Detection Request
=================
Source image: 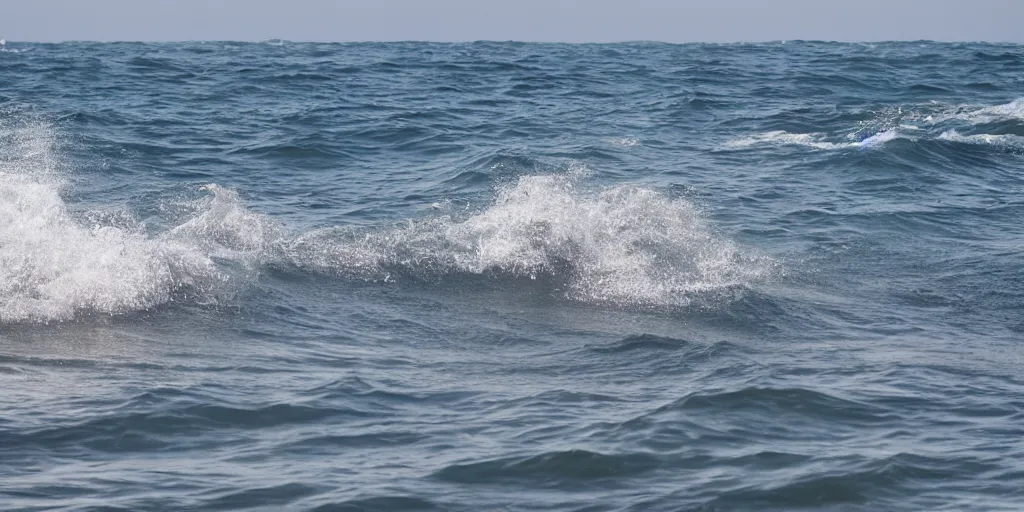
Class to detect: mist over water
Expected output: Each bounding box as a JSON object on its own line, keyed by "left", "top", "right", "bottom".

{"left": 1, "top": 41, "right": 1023, "bottom": 511}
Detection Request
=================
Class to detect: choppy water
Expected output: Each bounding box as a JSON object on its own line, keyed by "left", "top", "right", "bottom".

{"left": 1, "top": 41, "right": 1023, "bottom": 511}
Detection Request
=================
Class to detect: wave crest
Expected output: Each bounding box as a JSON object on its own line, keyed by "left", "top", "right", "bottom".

{"left": 0, "top": 118, "right": 259, "bottom": 322}
{"left": 288, "top": 173, "right": 778, "bottom": 307}
{"left": 0, "top": 117, "right": 776, "bottom": 322}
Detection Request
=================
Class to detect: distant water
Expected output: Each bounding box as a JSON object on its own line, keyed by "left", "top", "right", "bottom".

{"left": 2, "top": 41, "right": 1023, "bottom": 511}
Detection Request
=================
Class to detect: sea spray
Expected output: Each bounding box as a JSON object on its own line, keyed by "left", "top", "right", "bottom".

{"left": 287, "top": 172, "right": 779, "bottom": 308}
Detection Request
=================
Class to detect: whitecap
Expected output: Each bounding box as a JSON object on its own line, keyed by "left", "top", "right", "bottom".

{"left": 608, "top": 137, "right": 641, "bottom": 147}
{"left": 858, "top": 128, "right": 901, "bottom": 148}
{"left": 724, "top": 131, "right": 859, "bottom": 151}
{"left": 0, "top": 114, "right": 778, "bottom": 321}
{"left": 926, "top": 98, "right": 1024, "bottom": 126}
{"left": 287, "top": 172, "right": 779, "bottom": 308}
{"left": 938, "top": 129, "right": 1024, "bottom": 148}
{"left": 0, "top": 116, "right": 279, "bottom": 323}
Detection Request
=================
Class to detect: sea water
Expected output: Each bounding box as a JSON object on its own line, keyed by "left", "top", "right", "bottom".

{"left": 1, "top": 41, "right": 1023, "bottom": 511}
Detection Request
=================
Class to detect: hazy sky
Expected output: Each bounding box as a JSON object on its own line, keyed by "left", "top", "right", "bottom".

{"left": 1, "top": 0, "right": 1021, "bottom": 43}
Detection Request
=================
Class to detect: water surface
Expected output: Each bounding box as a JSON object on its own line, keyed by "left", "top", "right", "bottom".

{"left": 1, "top": 41, "right": 1023, "bottom": 511}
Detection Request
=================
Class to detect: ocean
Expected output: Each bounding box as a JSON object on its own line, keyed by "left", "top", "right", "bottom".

{"left": 1, "top": 40, "right": 1023, "bottom": 511}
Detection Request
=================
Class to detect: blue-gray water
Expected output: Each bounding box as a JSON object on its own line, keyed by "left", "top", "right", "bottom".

{"left": 1, "top": 41, "right": 1023, "bottom": 511}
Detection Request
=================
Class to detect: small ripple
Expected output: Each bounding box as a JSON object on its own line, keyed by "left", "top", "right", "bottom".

{"left": 203, "top": 482, "right": 322, "bottom": 510}
{"left": 277, "top": 431, "right": 428, "bottom": 454}
{"left": 587, "top": 333, "right": 696, "bottom": 353}
{"left": 433, "top": 449, "right": 662, "bottom": 484}
{"left": 702, "top": 452, "right": 1006, "bottom": 510}
{"left": 664, "top": 386, "right": 890, "bottom": 424}
{"left": 310, "top": 496, "right": 440, "bottom": 512}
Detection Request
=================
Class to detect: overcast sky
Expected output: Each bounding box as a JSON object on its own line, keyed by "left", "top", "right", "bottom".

{"left": 1, "top": 0, "right": 1021, "bottom": 43}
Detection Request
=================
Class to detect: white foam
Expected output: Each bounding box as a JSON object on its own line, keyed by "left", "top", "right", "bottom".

{"left": 726, "top": 99, "right": 1024, "bottom": 153}
{"left": 165, "top": 184, "right": 282, "bottom": 263}
{"left": 0, "top": 114, "right": 777, "bottom": 321}
{"left": 938, "top": 129, "right": 1024, "bottom": 148}
{"left": 0, "top": 116, "right": 275, "bottom": 323}
{"left": 926, "top": 98, "right": 1024, "bottom": 126}
{"left": 0, "top": 39, "right": 29, "bottom": 54}
{"left": 858, "top": 128, "right": 900, "bottom": 148}
{"left": 724, "top": 131, "right": 859, "bottom": 151}
{"left": 288, "top": 172, "right": 779, "bottom": 308}
{"left": 961, "top": 98, "right": 1024, "bottom": 124}
{"left": 608, "top": 137, "right": 641, "bottom": 147}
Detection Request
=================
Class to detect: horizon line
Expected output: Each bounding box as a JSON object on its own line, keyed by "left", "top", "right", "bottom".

{"left": 4, "top": 39, "right": 1023, "bottom": 45}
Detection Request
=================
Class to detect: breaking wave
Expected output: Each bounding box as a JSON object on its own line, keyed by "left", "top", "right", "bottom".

{"left": 0, "top": 118, "right": 776, "bottom": 323}
{"left": 0, "top": 118, "right": 273, "bottom": 323}
{"left": 724, "top": 128, "right": 903, "bottom": 151}
{"left": 725, "top": 98, "right": 1024, "bottom": 151}
{"left": 724, "top": 131, "right": 859, "bottom": 151}
{"left": 287, "top": 171, "right": 778, "bottom": 307}
{"left": 927, "top": 97, "right": 1024, "bottom": 125}
{"left": 938, "top": 129, "right": 1024, "bottom": 149}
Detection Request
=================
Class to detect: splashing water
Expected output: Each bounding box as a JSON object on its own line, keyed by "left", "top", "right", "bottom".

{"left": 288, "top": 172, "right": 778, "bottom": 308}
{"left": 0, "top": 118, "right": 262, "bottom": 322}
{"left": 0, "top": 115, "right": 775, "bottom": 322}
